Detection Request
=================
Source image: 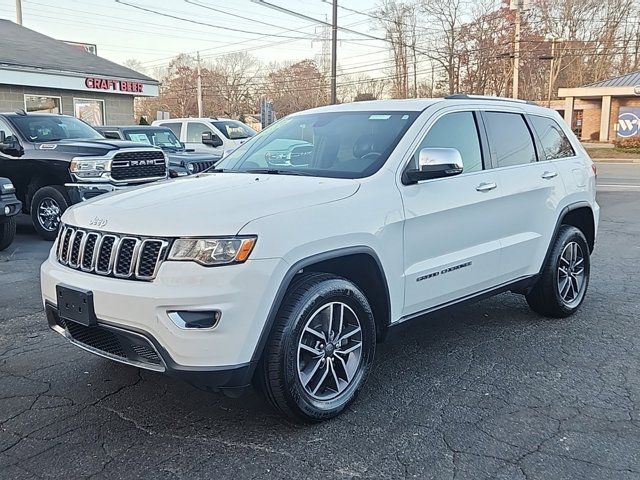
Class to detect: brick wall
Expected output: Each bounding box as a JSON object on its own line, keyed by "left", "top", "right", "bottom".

{"left": 0, "top": 84, "right": 135, "bottom": 125}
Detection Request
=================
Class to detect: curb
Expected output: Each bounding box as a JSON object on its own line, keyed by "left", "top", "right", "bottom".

{"left": 593, "top": 158, "right": 640, "bottom": 164}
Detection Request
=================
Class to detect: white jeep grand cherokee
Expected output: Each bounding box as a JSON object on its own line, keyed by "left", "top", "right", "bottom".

{"left": 41, "top": 96, "right": 599, "bottom": 422}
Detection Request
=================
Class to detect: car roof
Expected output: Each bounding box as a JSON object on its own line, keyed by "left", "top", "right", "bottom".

{"left": 0, "top": 112, "right": 76, "bottom": 118}
{"left": 96, "top": 125, "right": 172, "bottom": 130}
{"left": 154, "top": 117, "right": 235, "bottom": 122}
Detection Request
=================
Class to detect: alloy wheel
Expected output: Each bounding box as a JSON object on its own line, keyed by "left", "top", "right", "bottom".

{"left": 557, "top": 241, "right": 586, "bottom": 307}
{"left": 38, "top": 198, "right": 61, "bottom": 232}
{"left": 297, "top": 302, "right": 363, "bottom": 401}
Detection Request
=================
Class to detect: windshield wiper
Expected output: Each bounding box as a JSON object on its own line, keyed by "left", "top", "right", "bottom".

{"left": 243, "top": 168, "right": 311, "bottom": 176}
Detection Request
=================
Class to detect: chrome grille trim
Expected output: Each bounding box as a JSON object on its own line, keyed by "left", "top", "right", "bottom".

{"left": 56, "top": 225, "right": 169, "bottom": 281}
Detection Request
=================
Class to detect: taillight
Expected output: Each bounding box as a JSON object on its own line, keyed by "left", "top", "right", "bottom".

{"left": 591, "top": 163, "right": 597, "bottom": 177}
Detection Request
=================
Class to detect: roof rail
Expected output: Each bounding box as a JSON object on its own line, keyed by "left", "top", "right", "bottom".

{"left": 445, "top": 94, "right": 538, "bottom": 105}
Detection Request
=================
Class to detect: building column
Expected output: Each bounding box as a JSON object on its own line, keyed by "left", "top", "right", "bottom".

{"left": 563, "top": 96, "right": 574, "bottom": 128}
{"left": 600, "top": 95, "right": 612, "bottom": 142}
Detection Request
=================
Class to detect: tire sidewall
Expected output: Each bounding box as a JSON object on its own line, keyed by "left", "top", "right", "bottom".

{"left": 282, "top": 279, "right": 376, "bottom": 420}
{"left": 0, "top": 217, "right": 16, "bottom": 251}
{"left": 31, "top": 186, "right": 69, "bottom": 241}
{"left": 550, "top": 227, "right": 591, "bottom": 315}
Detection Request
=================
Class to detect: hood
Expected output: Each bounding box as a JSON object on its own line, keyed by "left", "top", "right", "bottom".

{"left": 62, "top": 173, "right": 360, "bottom": 236}
{"left": 36, "top": 139, "right": 161, "bottom": 157}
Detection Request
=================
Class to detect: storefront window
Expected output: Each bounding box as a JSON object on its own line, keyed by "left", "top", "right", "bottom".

{"left": 24, "top": 95, "right": 61, "bottom": 114}
{"left": 74, "top": 98, "right": 105, "bottom": 126}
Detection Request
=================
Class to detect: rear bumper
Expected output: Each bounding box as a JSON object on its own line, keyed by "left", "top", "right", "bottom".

{"left": 45, "top": 302, "right": 254, "bottom": 392}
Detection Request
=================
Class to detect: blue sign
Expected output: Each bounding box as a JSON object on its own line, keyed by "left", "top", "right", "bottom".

{"left": 617, "top": 107, "right": 640, "bottom": 138}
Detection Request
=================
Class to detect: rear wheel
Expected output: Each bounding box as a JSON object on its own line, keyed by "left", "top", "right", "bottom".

{"left": 0, "top": 217, "right": 16, "bottom": 251}
{"left": 30, "top": 186, "right": 69, "bottom": 241}
{"left": 526, "top": 225, "right": 590, "bottom": 318}
{"left": 255, "top": 272, "right": 376, "bottom": 422}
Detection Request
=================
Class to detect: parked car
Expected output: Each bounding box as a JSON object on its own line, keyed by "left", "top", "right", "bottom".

{"left": 0, "top": 177, "right": 21, "bottom": 250}
{"left": 152, "top": 117, "right": 256, "bottom": 156}
{"left": 0, "top": 112, "right": 168, "bottom": 240}
{"left": 42, "top": 96, "right": 599, "bottom": 422}
{"left": 95, "top": 125, "right": 221, "bottom": 177}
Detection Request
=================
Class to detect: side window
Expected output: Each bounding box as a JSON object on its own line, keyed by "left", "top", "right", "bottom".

{"left": 529, "top": 115, "right": 575, "bottom": 160}
{"left": 162, "top": 122, "right": 182, "bottom": 139}
{"left": 483, "top": 112, "right": 536, "bottom": 167}
{"left": 0, "top": 118, "right": 17, "bottom": 143}
{"left": 186, "top": 122, "right": 212, "bottom": 143}
{"left": 414, "top": 111, "right": 483, "bottom": 173}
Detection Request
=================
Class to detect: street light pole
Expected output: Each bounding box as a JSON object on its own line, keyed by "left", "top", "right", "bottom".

{"left": 15, "top": 0, "right": 23, "bottom": 25}
{"left": 330, "top": 0, "right": 338, "bottom": 104}
{"left": 546, "top": 38, "right": 556, "bottom": 108}
{"left": 512, "top": 6, "right": 521, "bottom": 99}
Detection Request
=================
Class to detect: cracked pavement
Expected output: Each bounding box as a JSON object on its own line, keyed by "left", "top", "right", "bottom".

{"left": 1, "top": 164, "right": 639, "bottom": 479}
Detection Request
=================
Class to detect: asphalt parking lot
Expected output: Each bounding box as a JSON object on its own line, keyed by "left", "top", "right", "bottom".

{"left": 1, "top": 163, "right": 639, "bottom": 480}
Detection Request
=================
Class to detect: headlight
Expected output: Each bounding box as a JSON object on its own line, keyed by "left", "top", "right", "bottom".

{"left": 168, "top": 236, "right": 257, "bottom": 266}
{"left": 0, "top": 182, "right": 15, "bottom": 194}
{"left": 70, "top": 158, "right": 110, "bottom": 178}
{"left": 187, "top": 163, "right": 196, "bottom": 173}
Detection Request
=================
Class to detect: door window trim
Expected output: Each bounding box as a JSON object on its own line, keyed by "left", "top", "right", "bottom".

{"left": 400, "top": 109, "right": 488, "bottom": 184}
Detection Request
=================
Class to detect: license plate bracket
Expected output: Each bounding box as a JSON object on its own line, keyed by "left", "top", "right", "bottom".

{"left": 56, "top": 285, "right": 97, "bottom": 327}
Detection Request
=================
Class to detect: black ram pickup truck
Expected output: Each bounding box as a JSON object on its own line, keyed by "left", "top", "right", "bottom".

{"left": 0, "top": 112, "right": 168, "bottom": 240}
{"left": 95, "top": 125, "right": 221, "bottom": 177}
{"left": 0, "top": 177, "right": 21, "bottom": 251}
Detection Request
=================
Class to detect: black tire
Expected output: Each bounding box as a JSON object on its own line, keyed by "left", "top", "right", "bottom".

{"left": 0, "top": 217, "right": 16, "bottom": 251}
{"left": 526, "top": 225, "right": 591, "bottom": 318}
{"left": 255, "top": 272, "right": 376, "bottom": 422}
{"left": 30, "top": 186, "right": 69, "bottom": 241}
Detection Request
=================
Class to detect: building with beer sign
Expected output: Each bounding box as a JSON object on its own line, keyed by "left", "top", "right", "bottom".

{"left": 0, "top": 20, "right": 158, "bottom": 126}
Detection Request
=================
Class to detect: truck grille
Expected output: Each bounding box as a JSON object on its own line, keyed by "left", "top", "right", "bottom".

{"left": 111, "top": 150, "right": 166, "bottom": 181}
{"left": 57, "top": 226, "right": 169, "bottom": 281}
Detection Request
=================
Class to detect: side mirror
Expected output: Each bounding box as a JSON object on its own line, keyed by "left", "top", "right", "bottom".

{"left": 202, "top": 131, "right": 223, "bottom": 148}
{"left": 101, "top": 131, "right": 121, "bottom": 140}
{"left": 403, "top": 147, "right": 463, "bottom": 184}
{"left": 0, "top": 132, "right": 24, "bottom": 157}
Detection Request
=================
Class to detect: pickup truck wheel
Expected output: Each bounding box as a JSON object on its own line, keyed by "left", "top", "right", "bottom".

{"left": 0, "top": 217, "right": 16, "bottom": 251}
{"left": 30, "top": 186, "right": 69, "bottom": 241}
{"left": 255, "top": 272, "right": 376, "bottom": 422}
{"left": 526, "top": 225, "right": 591, "bottom": 318}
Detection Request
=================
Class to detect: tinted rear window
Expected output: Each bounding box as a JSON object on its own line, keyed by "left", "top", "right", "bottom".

{"left": 529, "top": 115, "right": 575, "bottom": 160}
{"left": 484, "top": 112, "right": 536, "bottom": 168}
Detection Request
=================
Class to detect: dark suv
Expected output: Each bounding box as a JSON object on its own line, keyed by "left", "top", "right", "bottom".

{"left": 0, "top": 112, "right": 168, "bottom": 240}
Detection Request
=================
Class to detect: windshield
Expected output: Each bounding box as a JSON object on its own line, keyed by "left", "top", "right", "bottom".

{"left": 212, "top": 120, "right": 257, "bottom": 140}
{"left": 10, "top": 115, "right": 103, "bottom": 142}
{"left": 123, "top": 128, "right": 183, "bottom": 149}
{"left": 215, "top": 111, "right": 418, "bottom": 179}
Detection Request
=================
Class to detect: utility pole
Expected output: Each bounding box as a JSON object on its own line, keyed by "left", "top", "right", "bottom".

{"left": 330, "top": 0, "right": 338, "bottom": 104}
{"left": 546, "top": 38, "right": 556, "bottom": 108}
{"left": 196, "top": 51, "right": 203, "bottom": 117}
{"left": 15, "top": 0, "right": 23, "bottom": 25}
{"left": 512, "top": 6, "right": 521, "bottom": 99}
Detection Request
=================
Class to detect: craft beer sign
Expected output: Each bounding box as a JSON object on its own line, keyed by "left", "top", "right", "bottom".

{"left": 85, "top": 77, "right": 144, "bottom": 93}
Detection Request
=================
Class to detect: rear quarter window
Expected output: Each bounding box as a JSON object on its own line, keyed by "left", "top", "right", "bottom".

{"left": 529, "top": 115, "right": 575, "bottom": 160}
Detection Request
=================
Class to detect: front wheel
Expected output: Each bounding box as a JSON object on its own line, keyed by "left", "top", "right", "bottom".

{"left": 526, "top": 225, "right": 591, "bottom": 318}
{"left": 255, "top": 272, "right": 376, "bottom": 422}
{"left": 0, "top": 217, "right": 16, "bottom": 251}
{"left": 30, "top": 186, "right": 69, "bottom": 241}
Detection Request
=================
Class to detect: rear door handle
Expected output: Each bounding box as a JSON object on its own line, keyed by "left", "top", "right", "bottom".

{"left": 476, "top": 182, "right": 497, "bottom": 192}
{"left": 541, "top": 171, "right": 558, "bottom": 179}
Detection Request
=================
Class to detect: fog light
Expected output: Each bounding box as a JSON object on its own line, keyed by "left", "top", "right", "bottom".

{"left": 168, "top": 310, "right": 221, "bottom": 329}
{"left": 3, "top": 206, "right": 9, "bottom": 215}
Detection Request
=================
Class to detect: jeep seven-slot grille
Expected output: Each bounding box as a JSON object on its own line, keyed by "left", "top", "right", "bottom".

{"left": 189, "top": 160, "right": 216, "bottom": 173}
{"left": 57, "top": 226, "right": 169, "bottom": 281}
{"left": 111, "top": 150, "right": 166, "bottom": 181}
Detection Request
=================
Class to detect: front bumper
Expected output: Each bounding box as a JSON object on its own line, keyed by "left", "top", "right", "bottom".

{"left": 41, "top": 251, "right": 289, "bottom": 388}
{"left": 65, "top": 182, "right": 129, "bottom": 203}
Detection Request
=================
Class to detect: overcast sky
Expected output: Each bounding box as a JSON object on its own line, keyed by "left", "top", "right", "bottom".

{"left": 0, "top": 0, "right": 390, "bottom": 77}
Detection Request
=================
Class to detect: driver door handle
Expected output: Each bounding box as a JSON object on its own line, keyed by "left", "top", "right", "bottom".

{"left": 541, "top": 170, "right": 558, "bottom": 179}
{"left": 476, "top": 182, "right": 497, "bottom": 192}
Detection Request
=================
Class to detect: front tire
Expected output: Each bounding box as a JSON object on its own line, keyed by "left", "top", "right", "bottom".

{"left": 255, "top": 272, "right": 376, "bottom": 422}
{"left": 0, "top": 217, "right": 16, "bottom": 251}
{"left": 526, "top": 225, "right": 591, "bottom": 318}
{"left": 30, "top": 186, "right": 69, "bottom": 241}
